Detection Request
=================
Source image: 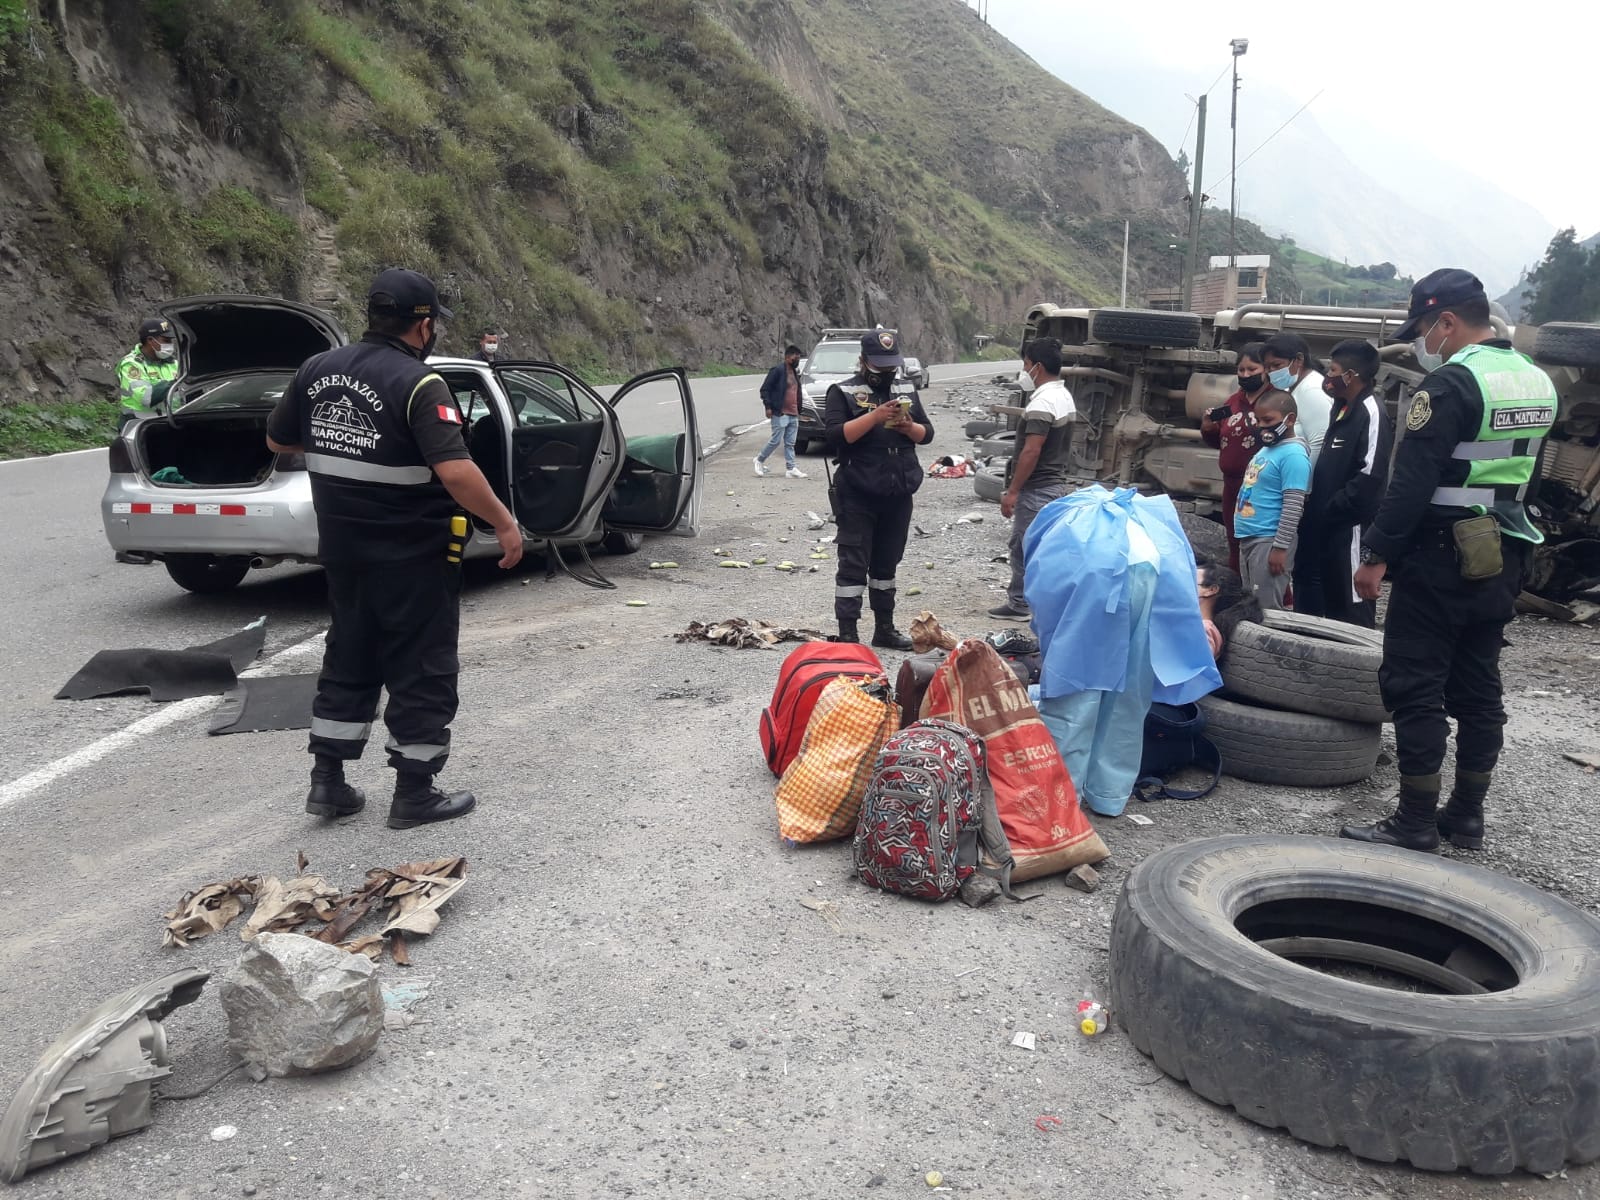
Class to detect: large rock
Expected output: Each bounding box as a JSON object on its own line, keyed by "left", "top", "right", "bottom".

{"left": 220, "top": 932, "right": 383, "bottom": 1077}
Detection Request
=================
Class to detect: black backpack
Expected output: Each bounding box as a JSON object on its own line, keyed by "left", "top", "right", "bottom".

{"left": 1133, "top": 701, "right": 1222, "bottom": 802}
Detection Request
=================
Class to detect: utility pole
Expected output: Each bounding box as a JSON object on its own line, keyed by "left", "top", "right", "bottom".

{"left": 1120, "top": 220, "right": 1129, "bottom": 306}
{"left": 1181, "top": 94, "right": 1207, "bottom": 312}
{"left": 1229, "top": 38, "right": 1248, "bottom": 268}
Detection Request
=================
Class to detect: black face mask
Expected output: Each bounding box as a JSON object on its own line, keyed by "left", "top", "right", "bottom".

{"left": 421, "top": 321, "right": 439, "bottom": 358}
{"left": 1238, "top": 373, "right": 1266, "bottom": 394}
{"left": 867, "top": 368, "right": 896, "bottom": 390}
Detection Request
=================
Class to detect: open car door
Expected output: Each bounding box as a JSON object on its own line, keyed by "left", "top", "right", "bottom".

{"left": 489, "top": 362, "right": 622, "bottom": 541}
{"left": 600, "top": 368, "right": 703, "bottom": 537}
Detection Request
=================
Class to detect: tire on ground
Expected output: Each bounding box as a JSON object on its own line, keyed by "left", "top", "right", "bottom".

{"left": 1532, "top": 322, "right": 1600, "bottom": 369}
{"left": 973, "top": 431, "right": 1017, "bottom": 458}
{"left": 1088, "top": 307, "right": 1204, "bottom": 349}
{"left": 973, "top": 462, "right": 1006, "bottom": 503}
{"left": 1110, "top": 835, "right": 1600, "bottom": 1175}
{"left": 1198, "top": 694, "right": 1379, "bottom": 786}
{"left": 1179, "top": 512, "right": 1228, "bottom": 564}
{"left": 1221, "top": 612, "right": 1388, "bottom": 723}
{"left": 964, "top": 418, "right": 1002, "bottom": 439}
{"left": 164, "top": 553, "right": 251, "bottom": 594}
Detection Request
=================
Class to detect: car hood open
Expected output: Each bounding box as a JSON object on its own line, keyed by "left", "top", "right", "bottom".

{"left": 160, "top": 295, "right": 346, "bottom": 383}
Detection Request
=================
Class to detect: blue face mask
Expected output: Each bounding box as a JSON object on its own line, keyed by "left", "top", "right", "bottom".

{"left": 1268, "top": 366, "right": 1296, "bottom": 391}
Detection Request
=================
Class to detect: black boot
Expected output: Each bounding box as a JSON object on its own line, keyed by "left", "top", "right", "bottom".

{"left": 305, "top": 755, "right": 366, "bottom": 818}
{"left": 1437, "top": 769, "right": 1489, "bottom": 850}
{"left": 388, "top": 772, "right": 477, "bottom": 830}
{"left": 1339, "top": 774, "right": 1441, "bottom": 852}
{"left": 871, "top": 620, "right": 913, "bottom": 651}
{"left": 834, "top": 620, "right": 859, "bottom": 644}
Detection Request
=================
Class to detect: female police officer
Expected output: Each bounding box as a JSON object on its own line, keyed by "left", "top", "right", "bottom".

{"left": 823, "top": 330, "right": 934, "bottom": 648}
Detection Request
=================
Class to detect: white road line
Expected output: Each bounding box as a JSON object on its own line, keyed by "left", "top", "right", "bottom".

{"left": 0, "top": 446, "right": 103, "bottom": 469}
{"left": 0, "top": 628, "right": 327, "bottom": 813}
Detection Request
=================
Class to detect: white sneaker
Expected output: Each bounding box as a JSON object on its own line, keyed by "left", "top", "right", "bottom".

{"left": 753, "top": 457, "right": 768, "bottom": 477}
{"left": 786, "top": 467, "right": 809, "bottom": 479}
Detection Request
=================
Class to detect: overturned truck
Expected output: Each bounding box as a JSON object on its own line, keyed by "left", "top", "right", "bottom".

{"left": 1020, "top": 302, "right": 1600, "bottom": 608}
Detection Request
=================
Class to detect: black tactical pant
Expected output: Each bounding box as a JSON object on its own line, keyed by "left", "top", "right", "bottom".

{"left": 308, "top": 555, "right": 461, "bottom": 777}
{"left": 1296, "top": 517, "right": 1376, "bottom": 628}
{"left": 833, "top": 482, "right": 913, "bottom": 625}
{"left": 1378, "top": 530, "right": 1528, "bottom": 778}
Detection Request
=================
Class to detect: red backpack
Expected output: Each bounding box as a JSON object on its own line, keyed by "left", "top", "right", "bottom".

{"left": 759, "top": 642, "right": 884, "bottom": 776}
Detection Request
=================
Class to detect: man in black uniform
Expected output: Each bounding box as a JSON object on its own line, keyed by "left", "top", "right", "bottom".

{"left": 1340, "top": 269, "right": 1557, "bottom": 852}
{"left": 823, "top": 330, "right": 934, "bottom": 648}
{"left": 267, "top": 269, "right": 524, "bottom": 829}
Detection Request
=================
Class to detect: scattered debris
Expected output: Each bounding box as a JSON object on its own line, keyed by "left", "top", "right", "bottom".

{"left": 221, "top": 933, "right": 384, "bottom": 1079}
{"left": 1034, "top": 1115, "right": 1063, "bottom": 1133}
{"left": 909, "top": 611, "right": 960, "bottom": 654}
{"left": 648, "top": 561, "right": 680, "bottom": 570}
{"left": 209, "top": 1125, "right": 238, "bottom": 1142}
{"left": 719, "top": 560, "right": 752, "bottom": 568}
{"left": 381, "top": 977, "right": 433, "bottom": 1031}
{"left": 809, "top": 552, "right": 830, "bottom": 560}
{"left": 906, "top": 587, "right": 924, "bottom": 596}
{"left": 1065, "top": 864, "right": 1100, "bottom": 894}
{"left": 924, "top": 562, "right": 935, "bottom": 569}
{"left": 1517, "top": 590, "right": 1600, "bottom": 624}
{"left": 798, "top": 897, "right": 846, "bottom": 933}
{"left": 241, "top": 873, "right": 342, "bottom": 941}
{"left": 163, "top": 878, "right": 260, "bottom": 948}
{"left": 925, "top": 1171, "right": 945, "bottom": 1188}
{"left": 959, "top": 876, "right": 1000, "bottom": 908}
{"left": 913, "top": 525, "right": 933, "bottom": 538}
{"left": 775, "top": 561, "right": 796, "bottom": 572}
{"left": 626, "top": 600, "right": 649, "bottom": 607}
{"left": 676, "top": 619, "right": 827, "bottom": 649}
{"left": 208, "top": 673, "right": 319, "bottom": 736}
{"left": 55, "top": 617, "right": 269, "bottom": 703}
{"left": 753, "top": 557, "right": 769, "bottom": 565}
{"left": 1009, "top": 1031, "right": 1036, "bottom": 1051}
{"left": 1563, "top": 748, "right": 1600, "bottom": 771}
{"left": 1126, "top": 813, "right": 1155, "bottom": 827}
{"left": 805, "top": 511, "right": 828, "bottom": 530}
{"left": 955, "top": 513, "right": 984, "bottom": 525}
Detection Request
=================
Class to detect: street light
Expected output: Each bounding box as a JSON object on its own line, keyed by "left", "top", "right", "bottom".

{"left": 1229, "top": 38, "right": 1248, "bottom": 269}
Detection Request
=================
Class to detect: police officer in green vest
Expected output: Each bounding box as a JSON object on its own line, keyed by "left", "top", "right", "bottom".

{"left": 1341, "top": 269, "right": 1557, "bottom": 852}
{"left": 116, "top": 317, "right": 180, "bottom": 426}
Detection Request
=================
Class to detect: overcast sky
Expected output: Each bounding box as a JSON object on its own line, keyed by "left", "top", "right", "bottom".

{"left": 982, "top": 0, "right": 1600, "bottom": 238}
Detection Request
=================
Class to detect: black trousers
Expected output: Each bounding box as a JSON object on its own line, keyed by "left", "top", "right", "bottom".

{"left": 834, "top": 483, "right": 913, "bottom": 624}
{"left": 308, "top": 555, "right": 461, "bottom": 777}
{"left": 1296, "top": 518, "right": 1376, "bottom": 628}
{"left": 1378, "top": 532, "right": 1527, "bottom": 779}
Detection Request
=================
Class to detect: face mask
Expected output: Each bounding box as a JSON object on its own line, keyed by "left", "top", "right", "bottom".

{"left": 481, "top": 343, "right": 498, "bottom": 358}
{"left": 1413, "top": 321, "right": 1448, "bottom": 372}
{"left": 1237, "top": 373, "right": 1265, "bottom": 394}
{"left": 1268, "top": 366, "right": 1296, "bottom": 391}
{"left": 1256, "top": 416, "right": 1289, "bottom": 446}
{"left": 867, "top": 367, "right": 896, "bottom": 390}
{"left": 154, "top": 341, "right": 176, "bottom": 361}
{"left": 1016, "top": 369, "right": 1036, "bottom": 393}
{"left": 422, "top": 322, "right": 439, "bottom": 358}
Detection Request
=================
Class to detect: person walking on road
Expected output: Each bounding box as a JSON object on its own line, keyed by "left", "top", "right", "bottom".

{"left": 116, "top": 316, "right": 180, "bottom": 427}
{"left": 823, "top": 330, "right": 934, "bottom": 648}
{"left": 1341, "top": 269, "right": 1556, "bottom": 853}
{"left": 755, "top": 344, "right": 807, "bottom": 478}
{"left": 1294, "top": 339, "right": 1393, "bottom": 627}
{"left": 1200, "top": 341, "right": 1267, "bottom": 571}
{"left": 266, "top": 269, "right": 524, "bottom": 830}
{"left": 1232, "top": 390, "right": 1310, "bottom": 612}
{"left": 989, "top": 336, "right": 1076, "bottom": 621}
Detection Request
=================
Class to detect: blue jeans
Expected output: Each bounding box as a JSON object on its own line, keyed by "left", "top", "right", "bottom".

{"left": 758, "top": 413, "right": 799, "bottom": 469}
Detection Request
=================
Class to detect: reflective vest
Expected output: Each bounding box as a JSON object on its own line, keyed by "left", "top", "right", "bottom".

{"left": 1430, "top": 343, "right": 1556, "bottom": 544}
{"left": 115, "top": 348, "right": 178, "bottom": 411}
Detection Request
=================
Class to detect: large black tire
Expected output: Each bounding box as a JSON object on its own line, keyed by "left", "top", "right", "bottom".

{"left": 1178, "top": 512, "right": 1228, "bottom": 564}
{"left": 972, "top": 430, "right": 1017, "bottom": 458}
{"left": 1222, "top": 612, "right": 1387, "bottom": 723}
{"left": 1110, "top": 835, "right": 1600, "bottom": 1174}
{"left": 1198, "top": 693, "right": 1379, "bottom": 786}
{"left": 964, "top": 418, "right": 1002, "bottom": 439}
{"left": 1533, "top": 322, "right": 1600, "bottom": 368}
{"left": 163, "top": 554, "right": 251, "bottom": 594}
{"left": 973, "top": 462, "right": 1006, "bottom": 503}
{"left": 1088, "top": 307, "right": 1204, "bottom": 349}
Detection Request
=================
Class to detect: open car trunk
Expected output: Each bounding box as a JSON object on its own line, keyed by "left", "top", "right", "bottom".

{"left": 138, "top": 373, "right": 289, "bottom": 487}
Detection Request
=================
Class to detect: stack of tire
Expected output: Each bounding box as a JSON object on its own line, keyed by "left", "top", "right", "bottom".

{"left": 1202, "top": 612, "right": 1388, "bottom": 788}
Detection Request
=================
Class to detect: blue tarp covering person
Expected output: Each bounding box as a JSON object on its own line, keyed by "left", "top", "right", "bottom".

{"left": 1023, "top": 486, "right": 1222, "bottom": 816}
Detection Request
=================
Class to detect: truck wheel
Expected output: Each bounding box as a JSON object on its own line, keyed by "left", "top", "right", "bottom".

{"left": 972, "top": 431, "right": 1017, "bottom": 457}
{"left": 1532, "top": 322, "right": 1600, "bottom": 368}
{"left": 1110, "top": 835, "right": 1600, "bottom": 1174}
{"left": 973, "top": 462, "right": 1006, "bottom": 503}
{"left": 601, "top": 530, "right": 644, "bottom": 556}
{"left": 1088, "top": 308, "right": 1204, "bottom": 349}
{"left": 1178, "top": 512, "right": 1228, "bottom": 564}
{"left": 1198, "top": 693, "right": 1379, "bottom": 786}
{"left": 1221, "top": 612, "right": 1388, "bottom": 723}
{"left": 163, "top": 554, "right": 251, "bottom": 594}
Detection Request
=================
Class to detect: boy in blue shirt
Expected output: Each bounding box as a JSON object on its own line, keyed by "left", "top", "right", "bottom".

{"left": 1233, "top": 391, "right": 1310, "bottom": 610}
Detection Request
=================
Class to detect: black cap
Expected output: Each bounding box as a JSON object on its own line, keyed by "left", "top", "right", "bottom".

{"left": 1394, "top": 268, "right": 1486, "bottom": 341}
{"left": 861, "top": 328, "right": 904, "bottom": 368}
{"left": 138, "top": 317, "right": 173, "bottom": 341}
{"left": 367, "top": 268, "right": 454, "bottom": 321}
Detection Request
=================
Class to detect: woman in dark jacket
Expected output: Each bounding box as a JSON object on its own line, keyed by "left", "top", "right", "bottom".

{"left": 1200, "top": 342, "right": 1270, "bottom": 572}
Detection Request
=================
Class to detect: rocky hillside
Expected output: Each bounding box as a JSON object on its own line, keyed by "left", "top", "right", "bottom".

{"left": 0, "top": 0, "right": 1259, "bottom": 449}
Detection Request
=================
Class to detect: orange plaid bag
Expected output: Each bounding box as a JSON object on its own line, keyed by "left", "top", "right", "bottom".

{"left": 774, "top": 675, "right": 898, "bottom": 844}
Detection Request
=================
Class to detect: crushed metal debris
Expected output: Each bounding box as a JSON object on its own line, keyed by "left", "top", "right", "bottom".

{"left": 675, "top": 619, "right": 828, "bottom": 649}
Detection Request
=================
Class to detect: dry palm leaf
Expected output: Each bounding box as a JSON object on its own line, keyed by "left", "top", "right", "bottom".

{"left": 910, "top": 611, "right": 959, "bottom": 653}
{"left": 162, "top": 877, "right": 260, "bottom": 948}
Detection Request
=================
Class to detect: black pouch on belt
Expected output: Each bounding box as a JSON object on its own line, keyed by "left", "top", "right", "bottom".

{"left": 1452, "top": 514, "right": 1502, "bottom": 581}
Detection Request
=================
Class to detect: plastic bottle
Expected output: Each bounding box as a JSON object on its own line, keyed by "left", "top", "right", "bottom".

{"left": 1076, "top": 989, "right": 1106, "bottom": 1037}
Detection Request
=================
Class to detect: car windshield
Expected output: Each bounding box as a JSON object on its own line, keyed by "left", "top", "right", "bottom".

{"left": 807, "top": 345, "right": 858, "bottom": 375}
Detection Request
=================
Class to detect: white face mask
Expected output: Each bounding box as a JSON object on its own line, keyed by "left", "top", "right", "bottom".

{"left": 1016, "top": 368, "right": 1036, "bottom": 393}
{"left": 154, "top": 341, "right": 176, "bottom": 361}
{"left": 1413, "top": 321, "right": 1449, "bottom": 373}
{"left": 482, "top": 343, "right": 498, "bottom": 358}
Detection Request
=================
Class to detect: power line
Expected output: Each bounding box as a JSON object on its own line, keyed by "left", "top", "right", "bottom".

{"left": 1178, "top": 62, "right": 1233, "bottom": 160}
{"left": 1205, "top": 88, "right": 1324, "bottom": 193}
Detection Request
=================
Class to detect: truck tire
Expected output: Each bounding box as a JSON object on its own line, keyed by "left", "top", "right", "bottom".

{"left": 1179, "top": 512, "right": 1228, "bottom": 564}
{"left": 1221, "top": 612, "right": 1387, "bottom": 723}
{"left": 1110, "top": 835, "right": 1600, "bottom": 1174}
{"left": 1532, "top": 322, "right": 1600, "bottom": 368}
{"left": 163, "top": 554, "right": 251, "bottom": 594}
{"left": 1198, "top": 694, "right": 1379, "bottom": 786}
{"left": 973, "top": 430, "right": 1017, "bottom": 457}
{"left": 1088, "top": 307, "right": 1204, "bottom": 349}
{"left": 973, "top": 462, "right": 1006, "bottom": 503}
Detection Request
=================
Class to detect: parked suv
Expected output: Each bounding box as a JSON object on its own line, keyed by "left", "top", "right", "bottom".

{"left": 794, "top": 327, "right": 930, "bottom": 452}
{"left": 102, "top": 295, "right": 703, "bottom": 593}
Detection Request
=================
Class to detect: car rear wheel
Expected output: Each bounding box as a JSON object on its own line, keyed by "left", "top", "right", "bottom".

{"left": 163, "top": 554, "right": 252, "bottom": 594}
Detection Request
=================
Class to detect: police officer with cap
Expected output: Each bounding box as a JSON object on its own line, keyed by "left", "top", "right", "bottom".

{"left": 116, "top": 316, "right": 180, "bottom": 426}
{"left": 267, "top": 268, "right": 524, "bottom": 829}
{"left": 1340, "top": 268, "right": 1556, "bottom": 852}
{"left": 823, "top": 329, "right": 934, "bottom": 648}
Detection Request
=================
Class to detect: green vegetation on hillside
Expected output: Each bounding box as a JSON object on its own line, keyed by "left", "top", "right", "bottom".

{"left": 1524, "top": 228, "right": 1600, "bottom": 324}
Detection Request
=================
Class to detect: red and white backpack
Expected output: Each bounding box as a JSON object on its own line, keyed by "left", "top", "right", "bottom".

{"left": 853, "top": 719, "right": 1022, "bottom": 902}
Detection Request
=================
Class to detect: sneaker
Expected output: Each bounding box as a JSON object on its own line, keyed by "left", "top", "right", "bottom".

{"left": 753, "top": 457, "right": 768, "bottom": 477}
{"left": 785, "top": 467, "right": 809, "bottom": 479}
{"left": 987, "top": 603, "right": 1032, "bottom": 622}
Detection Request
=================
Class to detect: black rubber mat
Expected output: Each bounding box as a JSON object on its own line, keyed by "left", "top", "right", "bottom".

{"left": 55, "top": 618, "right": 268, "bottom": 701}
{"left": 208, "top": 673, "right": 319, "bottom": 735}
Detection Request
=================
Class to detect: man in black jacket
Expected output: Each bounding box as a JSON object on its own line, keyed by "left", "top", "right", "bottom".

{"left": 1294, "top": 339, "right": 1393, "bottom": 627}
{"left": 755, "top": 344, "right": 807, "bottom": 478}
